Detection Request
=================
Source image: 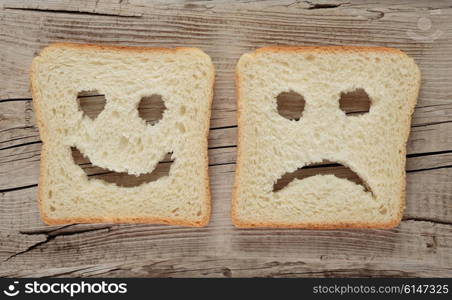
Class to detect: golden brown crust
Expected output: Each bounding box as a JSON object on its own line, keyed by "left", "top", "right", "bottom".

{"left": 199, "top": 58, "right": 216, "bottom": 227}
{"left": 232, "top": 46, "right": 420, "bottom": 229}
{"left": 231, "top": 56, "right": 243, "bottom": 228}
{"left": 255, "top": 45, "right": 404, "bottom": 55}
{"left": 41, "top": 215, "right": 208, "bottom": 227}
{"left": 31, "top": 43, "right": 213, "bottom": 227}
{"left": 232, "top": 220, "right": 401, "bottom": 229}
{"left": 41, "top": 42, "right": 200, "bottom": 55}
{"left": 30, "top": 55, "right": 50, "bottom": 227}
{"left": 395, "top": 63, "right": 421, "bottom": 227}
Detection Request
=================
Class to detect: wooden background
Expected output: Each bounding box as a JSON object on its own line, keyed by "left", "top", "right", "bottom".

{"left": 1, "top": 0, "right": 451, "bottom": 277}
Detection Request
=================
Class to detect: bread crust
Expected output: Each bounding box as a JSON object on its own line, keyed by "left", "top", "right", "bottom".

{"left": 255, "top": 45, "right": 404, "bottom": 54}
{"left": 232, "top": 45, "right": 420, "bottom": 229}
{"left": 40, "top": 42, "right": 202, "bottom": 55}
{"left": 31, "top": 42, "right": 214, "bottom": 227}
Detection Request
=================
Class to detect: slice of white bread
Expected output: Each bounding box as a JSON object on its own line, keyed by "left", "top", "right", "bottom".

{"left": 232, "top": 46, "right": 420, "bottom": 229}
{"left": 31, "top": 43, "right": 214, "bottom": 227}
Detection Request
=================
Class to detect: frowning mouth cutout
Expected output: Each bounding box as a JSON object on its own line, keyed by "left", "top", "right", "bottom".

{"left": 273, "top": 160, "right": 373, "bottom": 195}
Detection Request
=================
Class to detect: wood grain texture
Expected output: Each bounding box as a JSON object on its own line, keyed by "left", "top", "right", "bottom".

{"left": 0, "top": 0, "right": 451, "bottom": 277}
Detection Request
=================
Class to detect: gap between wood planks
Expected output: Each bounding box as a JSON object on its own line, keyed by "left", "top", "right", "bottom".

{"left": 2, "top": 0, "right": 144, "bottom": 18}
{"left": 2, "top": 7, "right": 141, "bottom": 18}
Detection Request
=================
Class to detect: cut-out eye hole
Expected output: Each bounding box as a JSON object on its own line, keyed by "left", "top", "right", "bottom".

{"left": 339, "top": 88, "right": 371, "bottom": 115}
{"left": 77, "top": 90, "right": 106, "bottom": 120}
{"left": 138, "top": 94, "right": 166, "bottom": 125}
{"left": 71, "top": 147, "right": 173, "bottom": 187}
{"left": 273, "top": 160, "right": 372, "bottom": 195}
{"left": 277, "top": 91, "right": 305, "bottom": 121}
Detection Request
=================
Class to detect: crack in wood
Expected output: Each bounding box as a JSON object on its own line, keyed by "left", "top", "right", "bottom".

{"left": 20, "top": 224, "right": 113, "bottom": 236}
{"left": 0, "top": 126, "right": 36, "bottom": 134}
{"left": 209, "top": 161, "right": 236, "bottom": 167}
{"left": 412, "top": 120, "right": 452, "bottom": 128}
{"left": 271, "top": 268, "right": 413, "bottom": 277}
{"left": 0, "top": 135, "right": 39, "bottom": 146}
{"left": 303, "top": 1, "right": 349, "bottom": 10}
{"left": 416, "top": 103, "right": 452, "bottom": 109}
{"left": 0, "top": 184, "right": 37, "bottom": 193}
{"left": 365, "top": 9, "right": 385, "bottom": 20}
{"left": 407, "top": 164, "right": 452, "bottom": 173}
{"left": 19, "top": 224, "right": 74, "bottom": 235}
{"left": 1, "top": 153, "right": 40, "bottom": 164}
{"left": 3, "top": 224, "right": 113, "bottom": 263}
{"left": 3, "top": 235, "right": 50, "bottom": 263}
{"left": 210, "top": 125, "right": 238, "bottom": 131}
{"left": 208, "top": 144, "right": 237, "bottom": 150}
{"left": 3, "top": 7, "right": 142, "bottom": 18}
{"left": 402, "top": 217, "right": 452, "bottom": 227}
{"left": 28, "top": 265, "right": 109, "bottom": 277}
{"left": 0, "top": 98, "right": 32, "bottom": 103}
{"left": 54, "top": 265, "right": 123, "bottom": 277}
{"left": 0, "top": 140, "right": 41, "bottom": 152}
{"left": 407, "top": 149, "right": 452, "bottom": 158}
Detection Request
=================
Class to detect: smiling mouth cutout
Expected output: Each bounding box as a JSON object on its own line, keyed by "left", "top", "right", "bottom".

{"left": 273, "top": 160, "right": 373, "bottom": 195}
{"left": 71, "top": 147, "right": 174, "bottom": 187}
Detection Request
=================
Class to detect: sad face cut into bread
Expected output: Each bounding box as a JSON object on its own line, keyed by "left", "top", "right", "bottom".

{"left": 232, "top": 46, "right": 420, "bottom": 229}
{"left": 31, "top": 43, "right": 214, "bottom": 227}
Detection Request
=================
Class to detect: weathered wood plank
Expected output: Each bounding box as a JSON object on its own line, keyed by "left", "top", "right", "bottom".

{"left": 1, "top": 219, "right": 451, "bottom": 277}
{"left": 1, "top": 153, "right": 452, "bottom": 231}
{"left": 2, "top": 253, "right": 452, "bottom": 277}
{"left": 1, "top": 0, "right": 452, "bottom": 278}
{"left": 3, "top": 0, "right": 144, "bottom": 17}
{"left": 1, "top": 0, "right": 451, "bottom": 127}
{"left": 0, "top": 100, "right": 38, "bottom": 149}
{"left": 406, "top": 168, "right": 452, "bottom": 224}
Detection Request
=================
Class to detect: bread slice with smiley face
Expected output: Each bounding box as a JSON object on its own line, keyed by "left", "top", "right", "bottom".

{"left": 31, "top": 43, "right": 214, "bottom": 227}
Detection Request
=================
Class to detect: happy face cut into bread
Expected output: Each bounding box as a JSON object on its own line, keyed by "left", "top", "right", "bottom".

{"left": 31, "top": 43, "right": 214, "bottom": 227}
{"left": 232, "top": 46, "right": 420, "bottom": 229}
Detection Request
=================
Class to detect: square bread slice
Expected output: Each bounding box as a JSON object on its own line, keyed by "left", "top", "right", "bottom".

{"left": 31, "top": 43, "right": 214, "bottom": 227}
{"left": 232, "top": 46, "right": 420, "bottom": 229}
